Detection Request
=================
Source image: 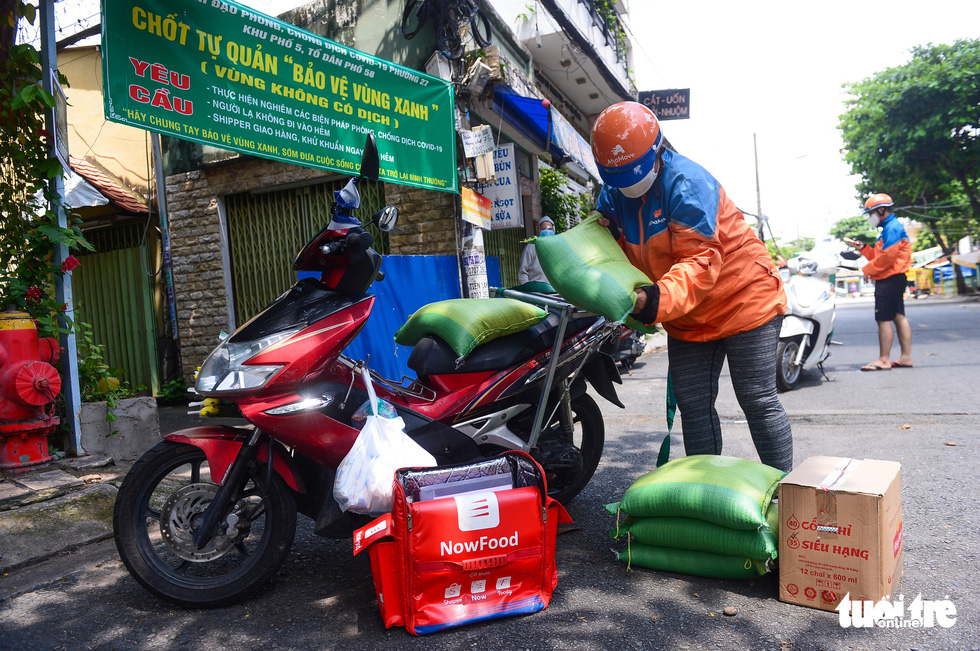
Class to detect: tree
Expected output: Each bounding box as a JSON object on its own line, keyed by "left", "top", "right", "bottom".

{"left": 764, "top": 237, "right": 814, "bottom": 267}
{"left": 829, "top": 216, "right": 877, "bottom": 246}
{"left": 838, "top": 39, "right": 980, "bottom": 293}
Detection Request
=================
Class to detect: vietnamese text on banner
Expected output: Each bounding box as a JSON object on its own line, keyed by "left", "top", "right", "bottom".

{"left": 101, "top": 0, "right": 458, "bottom": 193}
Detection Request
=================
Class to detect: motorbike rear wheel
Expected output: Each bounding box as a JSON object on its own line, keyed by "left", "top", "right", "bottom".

{"left": 776, "top": 338, "right": 802, "bottom": 392}
{"left": 113, "top": 441, "right": 297, "bottom": 608}
{"left": 531, "top": 393, "right": 605, "bottom": 505}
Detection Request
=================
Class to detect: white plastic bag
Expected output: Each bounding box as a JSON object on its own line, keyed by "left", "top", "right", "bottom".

{"left": 333, "top": 368, "right": 436, "bottom": 514}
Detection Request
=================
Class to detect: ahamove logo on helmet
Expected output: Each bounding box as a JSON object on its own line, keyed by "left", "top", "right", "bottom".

{"left": 592, "top": 101, "right": 663, "bottom": 189}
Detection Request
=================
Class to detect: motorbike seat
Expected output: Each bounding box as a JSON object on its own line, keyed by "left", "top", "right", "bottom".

{"left": 407, "top": 312, "right": 595, "bottom": 377}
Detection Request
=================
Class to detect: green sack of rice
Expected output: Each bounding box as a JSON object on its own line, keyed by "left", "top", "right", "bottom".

{"left": 532, "top": 212, "right": 658, "bottom": 334}
{"left": 606, "top": 455, "right": 785, "bottom": 531}
{"left": 394, "top": 298, "right": 548, "bottom": 360}
{"left": 618, "top": 542, "right": 769, "bottom": 580}
{"left": 765, "top": 499, "right": 779, "bottom": 537}
{"left": 611, "top": 510, "right": 778, "bottom": 562}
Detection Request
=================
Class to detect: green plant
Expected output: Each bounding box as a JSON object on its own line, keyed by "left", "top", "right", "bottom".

{"left": 1, "top": 2, "right": 92, "bottom": 331}
{"left": 516, "top": 3, "right": 536, "bottom": 23}
{"left": 157, "top": 377, "right": 189, "bottom": 406}
{"left": 593, "top": 0, "right": 629, "bottom": 65}
{"left": 76, "top": 319, "right": 140, "bottom": 430}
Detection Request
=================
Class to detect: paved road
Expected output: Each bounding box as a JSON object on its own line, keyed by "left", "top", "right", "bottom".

{"left": 1, "top": 295, "right": 977, "bottom": 650}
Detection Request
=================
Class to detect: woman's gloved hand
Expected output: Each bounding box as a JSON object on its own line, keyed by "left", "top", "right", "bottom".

{"left": 596, "top": 215, "right": 622, "bottom": 241}
{"left": 632, "top": 285, "right": 660, "bottom": 325}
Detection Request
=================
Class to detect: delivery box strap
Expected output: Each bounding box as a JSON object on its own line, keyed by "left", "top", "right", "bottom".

{"left": 414, "top": 547, "right": 542, "bottom": 573}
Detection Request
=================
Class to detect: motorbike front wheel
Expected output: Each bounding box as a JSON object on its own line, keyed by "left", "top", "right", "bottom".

{"left": 776, "top": 338, "right": 803, "bottom": 392}
{"left": 113, "top": 441, "right": 297, "bottom": 608}
{"left": 531, "top": 393, "right": 605, "bottom": 505}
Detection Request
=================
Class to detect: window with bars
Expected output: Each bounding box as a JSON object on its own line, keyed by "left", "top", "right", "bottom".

{"left": 224, "top": 179, "right": 388, "bottom": 323}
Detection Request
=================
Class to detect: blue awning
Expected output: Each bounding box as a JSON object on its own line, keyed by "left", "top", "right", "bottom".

{"left": 492, "top": 91, "right": 562, "bottom": 157}
{"left": 492, "top": 90, "right": 601, "bottom": 182}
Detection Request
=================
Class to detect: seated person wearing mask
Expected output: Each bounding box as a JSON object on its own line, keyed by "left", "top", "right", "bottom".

{"left": 517, "top": 216, "right": 556, "bottom": 285}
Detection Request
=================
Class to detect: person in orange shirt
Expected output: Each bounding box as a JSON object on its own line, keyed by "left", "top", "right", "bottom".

{"left": 844, "top": 193, "right": 913, "bottom": 371}
{"left": 591, "top": 102, "right": 792, "bottom": 472}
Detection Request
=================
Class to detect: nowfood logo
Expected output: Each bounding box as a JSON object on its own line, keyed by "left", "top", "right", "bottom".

{"left": 837, "top": 593, "right": 957, "bottom": 629}
{"left": 454, "top": 492, "right": 500, "bottom": 531}
{"left": 440, "top": 532, "right": 519, "bottom": 556}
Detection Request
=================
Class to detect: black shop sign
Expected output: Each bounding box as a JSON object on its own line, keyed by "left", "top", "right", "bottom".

{"left": 638, "top": 89, "right": 690, "bottom": 120}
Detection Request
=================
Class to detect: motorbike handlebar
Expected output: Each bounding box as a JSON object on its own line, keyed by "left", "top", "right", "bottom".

{"left": 344, "top": 230, "right": 374, "bottom": 260}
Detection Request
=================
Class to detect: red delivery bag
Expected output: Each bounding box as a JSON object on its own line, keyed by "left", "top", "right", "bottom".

{"left": 353, "top": 451, "right": 572, "bottom": 635}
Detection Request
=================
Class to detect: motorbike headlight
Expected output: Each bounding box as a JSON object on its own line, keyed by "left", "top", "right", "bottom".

{"left": 195, "top": 329, "right": 300, "bottom": 395}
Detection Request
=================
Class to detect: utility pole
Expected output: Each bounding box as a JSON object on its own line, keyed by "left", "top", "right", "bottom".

{"left": 40, "top": 0, "right": 83, "bottom": 455}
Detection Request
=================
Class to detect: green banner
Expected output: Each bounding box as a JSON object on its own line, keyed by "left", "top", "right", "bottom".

{"left": 101, "top": 0, "right": 457, "bottom": 193}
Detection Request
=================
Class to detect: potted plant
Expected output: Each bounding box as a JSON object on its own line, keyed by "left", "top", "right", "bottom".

{"left": 76, "top": 319, "right": 160, "bottom": 464}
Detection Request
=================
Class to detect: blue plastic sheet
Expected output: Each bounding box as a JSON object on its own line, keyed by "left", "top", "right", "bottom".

{"left": 933, "top": 263, "right": 976, "bottom": 280}
{"left": 301, "top": 255, "right": 502, "bottom": 381}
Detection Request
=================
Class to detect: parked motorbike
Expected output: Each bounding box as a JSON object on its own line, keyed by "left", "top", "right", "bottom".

{"left": 113, "top": 136, "right": 624, "bottom": 608}
{"left": 613, "top": 327, "right": 645, "bottom": 370}
{"left": 776, "top": 254, "right": 841, "bottom": 392}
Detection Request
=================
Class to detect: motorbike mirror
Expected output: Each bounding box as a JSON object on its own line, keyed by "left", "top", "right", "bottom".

{"left": 359, "top": 134, "right": 380, "bottom": 183}
{"left": 372, "top": 206, "right": 399, "bottom": 232}
{"left": 840, "top": 249, "right": 862, "bottom": 261}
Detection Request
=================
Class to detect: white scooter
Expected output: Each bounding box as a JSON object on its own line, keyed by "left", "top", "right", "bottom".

{"left": 776, "top": 254, "right": 841, "bottom": 392}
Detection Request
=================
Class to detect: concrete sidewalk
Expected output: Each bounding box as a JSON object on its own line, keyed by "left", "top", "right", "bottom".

{"left": 0, "top": 456, "right": 123, "bottom": 573}
{"left": 0, "top": 406, "right": 245, "bottom": 575}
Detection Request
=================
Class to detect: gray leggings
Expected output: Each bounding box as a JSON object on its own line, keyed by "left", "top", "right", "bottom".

{"left": 667, "top": 316, "right": 793, "bottom": 471}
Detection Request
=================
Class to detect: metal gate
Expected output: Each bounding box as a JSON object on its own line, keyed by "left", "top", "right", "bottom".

{"left": 224, "top": 179, "right": 387, "bottom": 323}
{"left": 73, "top": 223, "right": 161, "bottom": 394}
{"left": 483, "top": 226, "right": 526, "bottom": 288}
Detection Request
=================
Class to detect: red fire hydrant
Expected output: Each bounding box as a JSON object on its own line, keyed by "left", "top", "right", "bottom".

{"left": 0, "top": 308, "right": 62, "bottom": 472}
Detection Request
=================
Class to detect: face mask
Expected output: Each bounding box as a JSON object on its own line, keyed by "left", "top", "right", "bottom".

{"left": 619, "top": 162, "right": 658, "bottom": 199}
{"left": 867, "top": 212, "right": 881, "bottom": 229}
{"left": 538, "top": 229, "right": 555, "bottom": 237}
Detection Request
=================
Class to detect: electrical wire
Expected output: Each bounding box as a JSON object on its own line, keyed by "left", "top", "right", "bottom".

{"left": 533, "top": 7, "right": 625, "bottom": 105}
{"left": 617, "top": 11, "right": 670, "bottom": 88}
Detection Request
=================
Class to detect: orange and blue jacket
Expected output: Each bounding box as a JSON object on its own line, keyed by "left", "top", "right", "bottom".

{"left": 596, "top": 149, "right": 786, "bottom": 342}
{"left": 860, "top": 213, "right": 911, "bottom": 281}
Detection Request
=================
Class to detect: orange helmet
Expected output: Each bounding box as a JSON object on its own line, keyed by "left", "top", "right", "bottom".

{"left": 863, "top": 193, "right": 894, "bottom": 214}
{"left": 591, "top": 102, "right": 664, "bottom": 188}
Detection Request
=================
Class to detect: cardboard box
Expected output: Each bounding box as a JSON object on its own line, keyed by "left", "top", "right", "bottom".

{"left": 778, "top": 456, "right": 903, "bottom": 612}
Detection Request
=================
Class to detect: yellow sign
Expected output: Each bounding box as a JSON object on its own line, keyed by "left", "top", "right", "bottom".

{"left": 461, "top": 187, "right": 491, "bottom": 230}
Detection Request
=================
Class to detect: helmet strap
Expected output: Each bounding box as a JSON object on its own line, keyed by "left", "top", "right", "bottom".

{"left": 652, "top": 150, "right": 665, "bottom": 199}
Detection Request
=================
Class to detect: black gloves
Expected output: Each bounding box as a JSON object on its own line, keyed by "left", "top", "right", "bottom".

{"left": 632, "top": 285, "right": 660, "bottom": 325}
{"left": 596, "top": 209, "right": 622, "bottom": 240}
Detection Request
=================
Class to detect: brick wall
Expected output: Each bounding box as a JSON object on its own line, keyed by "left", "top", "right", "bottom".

{"left": 384, "top": 184, "right": 457, "bottom": 255}
{"left": 165, "top": 157, "right": 457, "bottom": 381}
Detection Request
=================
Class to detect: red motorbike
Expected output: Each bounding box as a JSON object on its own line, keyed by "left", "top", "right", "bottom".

{"left": 113, "top": 137, "right": 624, "bottom": 608}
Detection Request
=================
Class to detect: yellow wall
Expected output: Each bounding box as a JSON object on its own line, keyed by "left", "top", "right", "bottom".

{"left": 58, "top": 46, "right": 150, "bottom": 197}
